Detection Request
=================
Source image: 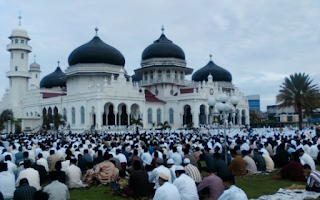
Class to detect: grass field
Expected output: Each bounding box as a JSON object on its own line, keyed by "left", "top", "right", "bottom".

{"left": 68, "top": 169, "right": 313, "bottom": 200}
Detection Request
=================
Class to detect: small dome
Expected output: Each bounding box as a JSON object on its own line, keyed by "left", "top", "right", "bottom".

{"left": 9, "top": 27, "right": 29, "bottom": 39}
{"left": 40, "top": 67, "right": 66, "bottom": 88}
{"left": 131, "top": 74, "right": 142, "bottom": 82}
{"left": 192, "top": 60, "right": 232, "bottom": 82}
{"left": 142, "top": 34, "right": 185, "bottom": 60}
{"left": 68, "top": 36, "right": 125, "bottom": 66}
{"left": 30, "top": 62, "right": 40, "bottom": 71}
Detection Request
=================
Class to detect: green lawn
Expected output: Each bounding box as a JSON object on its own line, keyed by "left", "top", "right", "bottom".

{"left": 68, "top": 170, "right": 315, "bottom": 200}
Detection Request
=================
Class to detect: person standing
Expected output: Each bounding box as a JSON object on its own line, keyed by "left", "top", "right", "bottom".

{"left": 153, "top": 173, "right": 181, "bottom": 200}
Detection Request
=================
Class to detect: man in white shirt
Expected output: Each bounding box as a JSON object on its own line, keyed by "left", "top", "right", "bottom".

{"left": 65, "top": 159, "right": 87, "bottom": 189}
{"left": 16, "top": 160, "right": 41, "bottom": 190}
{"left": 115, "top": 149, "right": 127, "bottom": 170}
{"left": 153, "top": 172, "right": 181, "bottom": 200}
{"left": 173, "top": 165, "right": 199, "bottom": 200}
{"left": 149, "top": 158, "right": 172, "bottom": 189}
{"left": 170, "top": 147, "right": 182, "bottom": 165}
{"left": 36, "top": 153, "right": 49, "bottom": 172}
{"left": 298, "top": 148, "right": 316, "bottom": 171}
{"left": 218, "top": 174, "right": 248, "bottom": 200}
{"left": 3, "top": 155, "right": 17, "bottom": 175}
{"left": 141, "top": 147, "right": 152, "bottom": 166}
{"left": 0, "top": 163, "right": 15, "bottom": 200}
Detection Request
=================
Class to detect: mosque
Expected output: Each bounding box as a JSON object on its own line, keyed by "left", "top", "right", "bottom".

{"left": 0, "top": 21, "right": 250, "bottom": 133}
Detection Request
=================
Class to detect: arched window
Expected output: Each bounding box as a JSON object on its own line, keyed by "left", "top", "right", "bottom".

{"left": 169, "top": 108, "right": 174, "bottom": 124}
{"left": 63, "top": 108, "right": 67, "bottom": 121}
{"left": 26, "top": 112, "right": 28, "bottom": 117}
{"left": 21, "top": 53, "right": 24, "bottom": 59}
{"left": 147, "top": 108, "right": 152, "bottom": 123}
{"left": 144, "top": 72, "right": 148, "bottom": 80}
{"left": 166, "top": 70, "right": 170, "bottom": 78}
{"left": 71, "top": 107, "right": 76, "bottom": 124}
{"left": 35, "top": 74, "right": 38, "bottom": 78}
{"left": 180, "top": 72, "right": 184, "bottom": 80}
{"left": 30, "top": 112, "right": 33, "bottom": 117}
{"left": 21, "top": 40, "right": 24, "bottom": 44}
{"left": 157, "top": 109, "right": 161, "bottom": 124}
{"left": 81, "top": 106, "right": 85, "bottom": 124}
{"left": 11, "top": 53, "right": 13, "bottom": 59}
{"left": 158, "top": 70, "right": 162, "bottom": 78}
{"left": 150, "top": 71, "right": 154, "bottom": 80}
{"left": 15, "top": 39, "right": 18, "bottom": 43}
{"left": 175, "top": 71, "right": 178, "bottom": 79}
{"left": 15, "top": 66, "right": 18, "bottom": 71}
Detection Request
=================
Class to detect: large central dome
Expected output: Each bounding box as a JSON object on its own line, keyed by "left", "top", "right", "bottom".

{"left": 142, "top": 32, "right": 185, "bottom": 60}
{"left": 68, "top": 36, "right": 125, "bottom": 66}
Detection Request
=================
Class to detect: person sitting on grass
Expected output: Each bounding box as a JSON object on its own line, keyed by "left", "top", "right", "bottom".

{"left": 217, "top": 174, "right": 248, "bottom": 200}
{"left": 65, "top": 158, "right": 88, "bottom": 189}
{"left": 278, "top": 152, "right": 305, "bottom": 182}
{"left": 302, "top": 164, "right": 320, "bottom": 192}
{"left": 43, "top": 172, "right": 70, "bottom": 200}
{"left": 229, "top": 149, "right": 247, "bottom": 177}
{"left": 111, "top": 169, "right": 128, "bottom": 197}
{"left": 83, "top": 162, "right": 96, "bottom": 185}
{"left": 95, "top": 153, "right": 119, "bottom": 186}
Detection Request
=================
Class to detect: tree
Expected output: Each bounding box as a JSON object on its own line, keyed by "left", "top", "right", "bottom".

{"left": 158, "top": 121, "right": 171, "bottom": 130}
{"left": 43, "top": 113, "right": 65, "bottom": 130}
{"left": 0, "top": 109, "right": 13, "bottom": 131}
{"left": 130, "top": 118, "right": 143, "bottom": 127}
{"left": 276, "top": 73, "right": 320, "bottom": 130}
{"left": 250, "top": 110, "right": 261, "bottom": 124}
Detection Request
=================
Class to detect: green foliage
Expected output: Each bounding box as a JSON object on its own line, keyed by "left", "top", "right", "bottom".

{"left": 276, "top": 73, "right": 320, "bottom": 129}
{"left": 43, "top": 113, "right": 65, "bottom": 130}
{"left": 157, "top": 121, "right": 171, "bottom": 130}
{"left": 250, "top": 110, "right": 261, "bottom": 124}
{"left": 131, "top": 118, "right": 143, "bottom": 127}
{"left": 0, "top": 109, "right": 13, "bottom": 131}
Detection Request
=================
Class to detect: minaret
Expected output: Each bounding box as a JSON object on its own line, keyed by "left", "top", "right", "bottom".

{"left": 6, "top": 13, "right": 32, "bottom": 117}
{"left": 29, "top": 55, "right": 41, "bottom": 88}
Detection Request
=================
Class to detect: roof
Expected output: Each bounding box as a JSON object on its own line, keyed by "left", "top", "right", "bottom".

{"left": 145, "top": 90, "right": 165, "bottom": 103}
{"left": 40, "top": 67, "right": 66, "bottom": 88}
{"left": 41, "top": 92, "right": 66, "bottom": 99}
{"left": 180, "top": 88, "right": 194, "bottom": 94}
{"left": 142, "top": 34, "right": 185, "bottom": 60}
{"left": 68, "top": 36, "right": 125, "bottom": 66}
{"left": 192, "top": 60, "right": 232, "bottom": 82}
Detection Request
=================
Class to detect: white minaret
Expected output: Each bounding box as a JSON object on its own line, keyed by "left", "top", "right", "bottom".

{"left": 29, "top": 55, "right": 41, "bottom": 88}
{"left": 6, "top": 14, "right": 32, "bottom": 117}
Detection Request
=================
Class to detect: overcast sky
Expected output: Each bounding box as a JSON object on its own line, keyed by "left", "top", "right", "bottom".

{"left": 0, "top": 0, "right": 320, "bottom": 111}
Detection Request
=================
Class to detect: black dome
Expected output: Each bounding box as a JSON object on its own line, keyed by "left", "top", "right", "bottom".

{"left": 142, "top": 34, "right": 185, "bottom": 60}
{"left": 131, "top": 74, "right": 142, "bottom": 82}
{"left": 192, "top": 61, "right": 232, "bottom": 82}
{"left": 40, "top": 67, "right": 66, "bottom": 88}
{"left": 68, "top": 36, "right": 125, "bottom": 66}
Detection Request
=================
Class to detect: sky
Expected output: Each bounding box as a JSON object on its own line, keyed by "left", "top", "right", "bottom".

{"left": 0, "top": 0, "right": 320, "bottom": 111}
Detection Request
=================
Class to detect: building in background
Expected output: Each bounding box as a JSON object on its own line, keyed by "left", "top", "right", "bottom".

{"left": 0, "top": 21, "right": 250, "bottom": 133}
{"left": 246, "top": 95, "right": 260, "bottom": 112}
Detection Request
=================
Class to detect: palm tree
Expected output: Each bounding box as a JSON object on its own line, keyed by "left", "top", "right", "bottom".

{"left": 276, "top": 73, "right": 320, "bottom": 130}
{"left": 157, "top": 121, "right": 171, "bottom": 130}
{"left": 130, "top": 118, "right": 143, "bottom": 127}
{"left": 250, "top": 110, "right": 261, "bottom": 124}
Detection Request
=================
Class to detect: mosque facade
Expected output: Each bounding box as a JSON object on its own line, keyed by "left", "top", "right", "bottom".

{"left": 0, "top": 24, "right": 250, "bottom": 133}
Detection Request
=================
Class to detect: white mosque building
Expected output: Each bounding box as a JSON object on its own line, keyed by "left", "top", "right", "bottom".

{"left": 0, "top": 22, "right": 250, "bottom": 133}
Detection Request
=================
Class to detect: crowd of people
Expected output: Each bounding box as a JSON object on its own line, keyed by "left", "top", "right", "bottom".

{"left": 0, "top": 126, "right": 320, "bottom": 200}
